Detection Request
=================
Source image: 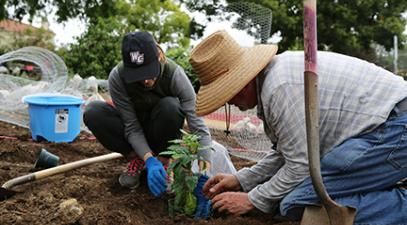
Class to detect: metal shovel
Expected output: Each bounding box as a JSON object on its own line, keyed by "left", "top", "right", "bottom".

{"left": 302, "top": 0, "right": 356, "bottom": 224}
{"left": 0, "top": 152, "right": 122, "bottom": 201}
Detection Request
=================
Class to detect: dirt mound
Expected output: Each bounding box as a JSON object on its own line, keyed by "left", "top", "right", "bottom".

{"left": 0, "top": 121, "right": 298, "bottom": 225}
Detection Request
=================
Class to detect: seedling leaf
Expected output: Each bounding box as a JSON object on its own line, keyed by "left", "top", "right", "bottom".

{"left": 160, "top": 129, "right": 208, "bottom": 217}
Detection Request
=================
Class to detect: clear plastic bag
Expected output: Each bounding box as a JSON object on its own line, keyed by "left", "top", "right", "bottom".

{"left": 192, "top": 140, "right": 237, "bottom": 177}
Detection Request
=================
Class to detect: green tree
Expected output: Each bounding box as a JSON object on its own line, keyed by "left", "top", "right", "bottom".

{"left": 0, "top": 27, "right": 55, "bottom": 54}
{"left": 14, "top": 28, "right": 55, "bottom": 49}
{"left": 115, "top": 0, "right": 190, "bottom": 48}
{"left": 2, "top": 0, "right": 190, "bottom": 48}
{"left": 182, "top": 0, "right": 407, "bottom": 60}
{"left": 317, "top": 0, "right": 407, "bottom": 61}
{"left": 166, "top": 47, "right": 200, "bottom": 92}
{"left": 0, "top": 0, "right": 117, "bottom": 22}
{"left": 57, "top": 17, "right": 124, "bottom": 79}
{"left": 58, "top": 0, "right": 191, "bottom": 79}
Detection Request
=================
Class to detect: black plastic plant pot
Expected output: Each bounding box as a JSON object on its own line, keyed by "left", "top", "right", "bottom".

{"left": 34, "top": 148, "right": 60, "bottom": 169}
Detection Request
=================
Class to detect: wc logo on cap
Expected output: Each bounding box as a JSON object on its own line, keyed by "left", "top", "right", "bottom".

{"left": 130, "top": 51, "right": 144, "bottom": 65}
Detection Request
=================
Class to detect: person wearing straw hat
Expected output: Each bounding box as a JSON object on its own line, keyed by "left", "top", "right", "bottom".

{"left": 193, "top": 30, "right": 407, "bottom": 224}
{"left": 83, "top": 31, "right": 217, "bottom": 219}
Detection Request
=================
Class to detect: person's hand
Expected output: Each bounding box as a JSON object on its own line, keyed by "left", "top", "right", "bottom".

{"left": 145, "top": 156, "right": 167, "bottom": 197}
{"left": 194, "top": 175, "right": 211, "bottom": 219}
{"left": 212, "top": 192, "right": 254, "bottom": 216}
{"left": 203, "top": 173, "right": 241, "bottom": 199}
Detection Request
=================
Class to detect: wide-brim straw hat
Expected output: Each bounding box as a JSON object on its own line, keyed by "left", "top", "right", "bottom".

{"left": 190, "top": 30, "right": 278, "bottom": 116}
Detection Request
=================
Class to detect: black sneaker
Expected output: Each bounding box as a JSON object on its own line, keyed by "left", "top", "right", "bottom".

{"left": 119, "top": 158, "right": 145, "bottom": 189}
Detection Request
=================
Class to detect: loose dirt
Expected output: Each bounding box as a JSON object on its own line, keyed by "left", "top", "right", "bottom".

{"left": 0, "top": 121, "right": 298, "bottom": 225}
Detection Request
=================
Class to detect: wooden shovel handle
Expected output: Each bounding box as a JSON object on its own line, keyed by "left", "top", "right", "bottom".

{"left": 304, "top": 71, "right": 334, "bottom": 205}
{"left": 2, "top": 152, "right": 123, "bottom": 189}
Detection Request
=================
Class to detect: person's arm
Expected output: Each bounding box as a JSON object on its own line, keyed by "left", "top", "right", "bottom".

{"left": 246, "top": 149, "right": 308, "bottom": 213}
{"left": 108, "top": 66, "right": 153, "bottom": 159}
{"left": 169, "top": 65, "right": 212, "bottom": 164}
{"left": 245, "top": 83, "right": 309, "bottom": 213}
{"left": 234, "top": 149, "right": 285, "bottom": 192}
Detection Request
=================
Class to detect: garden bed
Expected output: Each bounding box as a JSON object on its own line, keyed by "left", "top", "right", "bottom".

{"left": 0, "top": 121, "right": 298, "bottom": 225}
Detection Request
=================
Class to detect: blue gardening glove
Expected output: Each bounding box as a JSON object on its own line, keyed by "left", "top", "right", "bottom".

{"left": 193, "top": 175, "right": 212, "bottom": 219}
{"left": 145, "top": 157, "right": 167, "bottom": 197}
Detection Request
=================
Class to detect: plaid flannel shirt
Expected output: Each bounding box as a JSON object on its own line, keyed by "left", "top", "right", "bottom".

{"left": 234, "top": 51, "right": 407, "bottom": 213}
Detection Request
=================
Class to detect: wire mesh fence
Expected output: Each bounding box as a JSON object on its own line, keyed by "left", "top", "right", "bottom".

{"left": 226, "top": 1, "right": 272, "bottom": 44}
{"left": 205, "top": 105, "right": 273, "bottom": 162}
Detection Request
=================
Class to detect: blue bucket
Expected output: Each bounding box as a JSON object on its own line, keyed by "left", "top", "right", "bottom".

{"left": 23, "top": 94, "right": 84, "bottom": 143}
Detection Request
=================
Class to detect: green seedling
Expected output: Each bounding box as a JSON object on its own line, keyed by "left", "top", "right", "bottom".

{"left": 159, "top": 129, "right": 208, "bottom": 217}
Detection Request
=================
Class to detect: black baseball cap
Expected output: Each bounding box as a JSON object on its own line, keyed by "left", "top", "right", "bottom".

{"left": 120, "top": 31, "right": 160, "bottom": 83}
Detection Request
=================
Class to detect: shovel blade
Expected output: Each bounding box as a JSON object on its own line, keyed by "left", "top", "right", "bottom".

{"left": 301, "top": 205, "right": 356, "bottom": 225}
{"left": 0, "top": 187, "right": 17, "bottom": 201}
{"left": 301, "top": 205, "right": 330, "bottom": 225}
{"left": 326, "top": 205, "right": 356, "bottom": 225}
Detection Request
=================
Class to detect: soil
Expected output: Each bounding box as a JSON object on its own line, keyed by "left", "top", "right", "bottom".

{"left": 0, "top": 121, "right": 299, "bottom": 225}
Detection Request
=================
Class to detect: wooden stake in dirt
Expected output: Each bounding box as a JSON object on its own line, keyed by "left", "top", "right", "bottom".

{"left": 301, "top": 0, "right": 356, "bottom": 225}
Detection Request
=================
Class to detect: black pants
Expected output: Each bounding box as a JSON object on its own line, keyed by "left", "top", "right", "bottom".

{"left": 83, "top": 97, "right": 185, "bottom": 157}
